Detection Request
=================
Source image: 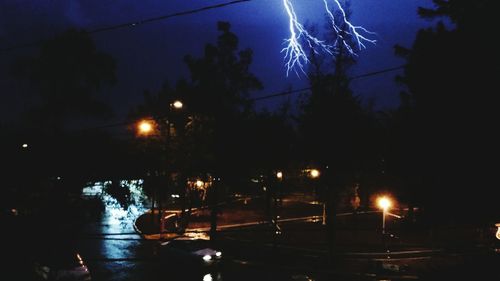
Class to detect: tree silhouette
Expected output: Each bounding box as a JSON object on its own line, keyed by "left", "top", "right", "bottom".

{"left": 11, "top": 29, "right": 116, "bottom": 134}
{"left": 8, "top": 29, "right": 118, "bottom": 197}
{"left": 298, "top": 2, "right": 381, "bottom": 257}
{"left": 181, "top": 21, "right": 263, "bottom": 180}
{"left": 395, "top": 0, "right": 498, "bottom": 223}
{"left": 130, "top": 22, "right": 263, "bottom": 236}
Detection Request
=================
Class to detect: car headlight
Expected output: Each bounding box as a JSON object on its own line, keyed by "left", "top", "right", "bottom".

{"left": 215, "top": 251, "right": 222, "bottom": 258}
{"left": 202, "top": 255, "right": 212, "bottom": 262}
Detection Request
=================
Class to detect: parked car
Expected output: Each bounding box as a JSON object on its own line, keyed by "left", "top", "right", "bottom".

{"left": 159, "top": 236, "right": 222, "bottom": 267}
{"left": 32, "top": 247, "right": 91, "bottom": 281}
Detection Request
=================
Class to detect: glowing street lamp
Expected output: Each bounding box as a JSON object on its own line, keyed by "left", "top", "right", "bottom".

{"left": 310, "top": 169, "right": 320, "bottom": 179}
{"left": 276, "top": 171, "right": 283, "bottom": 180}
{"left": 377, "top": 196, "right": 392, "bottom": 234}
{"left": 172, "top": 100, "right": 183, "bottom": 110}
{"left": 196, "top": 180, "right": 204, "bottom": 188}
{"left": 137, "top": 120, "right": 154, "bottom": 135}
{"left": 306, "top": 169, "right": 324, "bottom": 225}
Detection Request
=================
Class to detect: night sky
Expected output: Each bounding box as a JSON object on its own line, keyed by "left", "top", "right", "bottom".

{"left": 0, "top": 0, "right": 435, "bottom": 124}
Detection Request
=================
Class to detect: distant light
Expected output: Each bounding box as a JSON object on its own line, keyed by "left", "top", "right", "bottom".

{"left": 57, "top": 176, "right": 61, "bottom": 180}
{"left": 215, "top": 251, "right": 222, "bottom": 257}
{"left": 203, "top": 274, "right": 213, "bottom": 281}
{"left": 276, "top": 171, "right": 283, "bottom": 180}
{"left": 196, "top": 180, "right": 204, "bottom": 188}
{"left": 310, "top": 169, "right": 320, "bottom": 178}
{"left": 377, "top": 196, "right": 392, "bottom": 211}
{"left": 22, "top": 143, "right": 28, "bottom": 148}
{"left": 202, "top": 254, "right": 212, "bottom": 262}
{"left": 76, "top": 253, "right": 84, "bottom": 265}
{"left": 172, "top": 100, "right": 183, "bottom": 109}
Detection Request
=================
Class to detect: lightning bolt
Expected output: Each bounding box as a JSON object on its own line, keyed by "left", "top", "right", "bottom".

{"left": 282, "top": 0, "right": 376, "bottom": 76}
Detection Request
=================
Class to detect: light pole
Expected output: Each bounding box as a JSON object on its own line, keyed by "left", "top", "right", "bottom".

{"left": 136, "top": 118, "right": 157, "bottom": 230}
{"left": 377, "top": 196, "right": 392, "bottom": 235}
{"left": 275, "top": 171, "right": 283, "bottom": 228}
{"left": 308, "top": 169, "right": 324, "bottom": 225}
{"left": 136, "top": 100, "right": 184, "bottom": 236}
{"left": 159, "top": 100, "right": 184, "bottom": 234}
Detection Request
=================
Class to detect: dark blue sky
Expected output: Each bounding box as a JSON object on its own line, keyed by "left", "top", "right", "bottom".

{"left": 0, "top": 0, "right": 435, "bottom": 123}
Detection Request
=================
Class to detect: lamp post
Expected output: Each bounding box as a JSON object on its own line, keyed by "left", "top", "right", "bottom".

{"left": 377, "top": 196, "right": 392, "bottom": 235}
{"left": 307, "top": 169, "right": 324, "bottom": 225}
{"left": 275, "top": 171, "right": 283, "bottom": 228}
{"left": 136, "top": 100, "right": 184, "bottom": 236}
{"left": 159, "top": 100, "right": 184, "bottom": 234}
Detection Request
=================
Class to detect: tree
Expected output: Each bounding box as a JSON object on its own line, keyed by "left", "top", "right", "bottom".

{"left": 395, "top": 0, "right": 498, "bottom": 223}
{"left": 9, "top": 29, "right": 117, "bottom": 185}
{"left": 130, "top": 22, "right": 263, "bottom": 236}
{"left": 181, "top": 21, "right": 263, "bottom": 179}
{"left": 182, "top": 21, "right": 263, "bottom": 239}
{"left": 298, "top": 2, "right": 380, "bottom": 258}
{"left": 12, "top": 29, "right": 116, "bottom": 134}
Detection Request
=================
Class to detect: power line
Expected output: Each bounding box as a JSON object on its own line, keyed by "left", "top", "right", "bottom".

{"left": 0, "top": 0, "right": 251, "bottom": 53}
{"left": 250, "top": 87, "right": 311, "bottom": 102}
{"left": 349, "top": 65, "right": 405, "bottom": 81}
{"left": 89, "top": 0, "right": 251, "bottom": 34}
{"left": 250, "top": 65, "right": 406, "bottom": 102}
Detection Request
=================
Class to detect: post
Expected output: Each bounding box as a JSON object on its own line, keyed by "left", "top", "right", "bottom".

{"left": 322, "top": 203, "right": 326, "bottom": 225}
{"left": 382, "top": 209, "right": 386, "bottom": 234}
{"left": 210, "top": 180, "right": 218, "bottom": 241}
{"left": 158, "top": 118, "right": 170, "bottom": 235}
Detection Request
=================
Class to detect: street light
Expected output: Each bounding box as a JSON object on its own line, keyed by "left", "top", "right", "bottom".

{"left": 137, "top": 119, "right": 154, "bottom": 136}
{"left": 172, "top": 100, "right": 183, "bottom": 110}
{"left": 276, "top": 171, "right": 283, "bottom": 180}
{"left": 307, "top": 168, "right": 324, "bottom": 225}
{"left": 136, "top": 100, "right": 184, "bottom": 236}
{"left": 160, "top": 100, "right": 184, "bottom": 235}
{"left": 309, "top": 169, "right": 320, "bottom": 179}
{"left": 196, "top": 180, "right": 204, "bottom": 188}
{"left": 377, "top": 196, "right": 392, "bottom": 234}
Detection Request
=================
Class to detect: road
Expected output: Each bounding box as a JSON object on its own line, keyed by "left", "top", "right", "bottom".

{"left": 71, "top": 208, "right": 500, "bottom": 281}
{"left": 73, "top": 202, "right": 331, "bottom": 281}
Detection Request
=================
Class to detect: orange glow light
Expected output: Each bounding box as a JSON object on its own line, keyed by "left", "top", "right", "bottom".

{"left": 310, "top": 169, "right": 320, "bottom": 178}
{"left": 137, "top": 120, "right": 154, "bottom": 135}
{"left": 377, "top": 196, "right": 392, "bottom": 211}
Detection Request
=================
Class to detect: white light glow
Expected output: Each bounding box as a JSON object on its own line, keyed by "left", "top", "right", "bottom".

{"left": 203, "top": 274, "right": 213, "bottom": 281}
